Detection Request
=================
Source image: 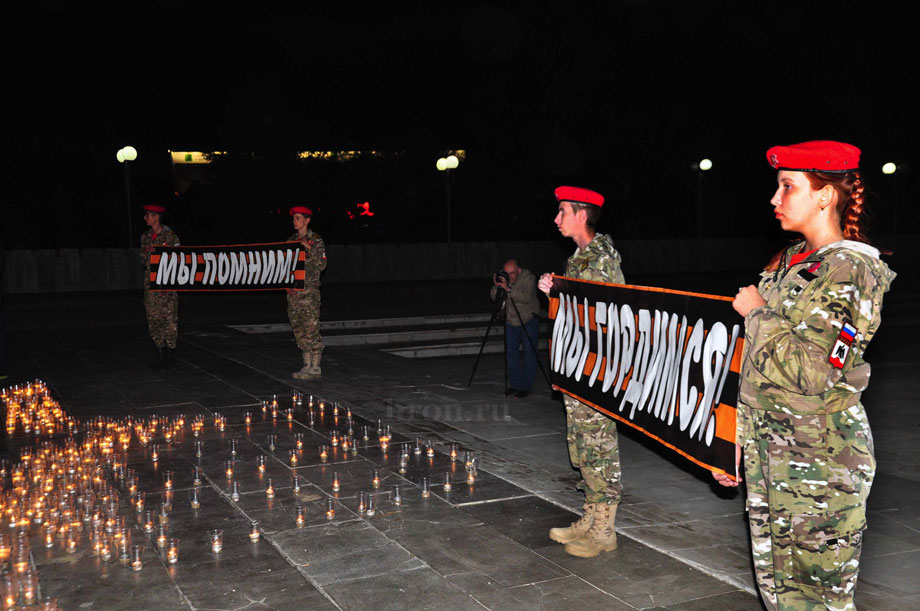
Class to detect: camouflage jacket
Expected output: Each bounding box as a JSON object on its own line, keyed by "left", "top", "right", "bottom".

{"left": 288, "top": 230, "right": 327, "bottom": 289}
{"left": 565, "top": 233, "right": 625, "bottom": 284}
{"left": 740, "top": 240, "right": 895, "bottom": 417}
{"left": 139, "top": 225, "right": 180, "bottom": 287}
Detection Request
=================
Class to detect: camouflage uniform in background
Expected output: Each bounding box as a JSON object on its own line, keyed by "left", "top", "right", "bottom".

{"left": 564, "top": 233, "right": 626, "bottom": 504}
{"left": 286, "top": 229, "right": 327, "bottom": 356}
{"left": 140, "top": 225, "right": 180, "bottom": 349}
{"left": 738, "top": 240, "right": 895, "bottom": 611}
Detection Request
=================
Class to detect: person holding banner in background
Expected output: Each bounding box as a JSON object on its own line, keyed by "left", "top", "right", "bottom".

{"left": 286, "top": 206, "right": 327, "bottom": 380}
{"left": 139, "top": 204, "right": 180, "bottom": 369}
{"left": 714, "top": 141, "right": 895, "bottom": 610}
{"left": 538, "top": 186, "right": 626, "bottom": 558}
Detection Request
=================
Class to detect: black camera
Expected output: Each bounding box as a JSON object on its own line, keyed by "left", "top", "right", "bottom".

{"left": 495, "top": 270, "right": 510, "bottom": 283}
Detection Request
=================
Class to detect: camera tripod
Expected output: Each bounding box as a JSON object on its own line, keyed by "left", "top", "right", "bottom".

{"left": 467, "top": 290, "right": 552, "bottom": 391}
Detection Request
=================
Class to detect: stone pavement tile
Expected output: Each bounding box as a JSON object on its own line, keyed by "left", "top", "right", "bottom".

{"left": 36, "top": 548, "right": 189, "bottom": 611}
{"left": 653, "top": 589, "right": 760, "bottom": 610}
{"left": 319, "top": 566, "right": 484, "bottom": 611}
{"left": 620, "top": 514, "right": 750, "bottom": 552}
{"left": 367, "top": 486, "right": 483, "bottom": 534}
{"left": 865, "top": 472, "right": 920, "bottom": 511}
{"left": 468, "top": 574, "right": 636, "bottom": 610}
{"left": 854, "top": 582, "right": 920, "bottom": 611}
{"left": 494, "top": 432, "right": 569, "bottom": 468}
{"left": 273, "top": 520, "right": 425, "bottom": 586}
{"left": 866, "top": 509, "right": 920, "bottom": 547}
{"left": 168, "top": 553, "right": 322, "bottom": 610}
{"left": 536, "top": 537, "right": 739, "bottom": 609}
{"left": 237, "top": 486, "right": 337, "bottom": 533}
{"left": 460, "top": 495, "right": 579, "bottom": 550}
{"left": 861, "top": 519, "right": 920, "bottom": 559}
{"left": 386, "top": 523, "right": 569, "bottom": 589}
{"left": 858, "top": 549, "right": 920, "bottom": 596}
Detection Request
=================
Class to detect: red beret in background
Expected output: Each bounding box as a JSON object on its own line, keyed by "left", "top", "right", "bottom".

{"left": 766, "top": 140, "right": 861, "bottom": 172}
{"left": 142, "top": 204, "right": 166, "bottom": 214}
{"left": 554, "top": 186, "right": 604, "bottom": 207}
{"left": 289, "top": 206, "right": 313, "bottom": 217}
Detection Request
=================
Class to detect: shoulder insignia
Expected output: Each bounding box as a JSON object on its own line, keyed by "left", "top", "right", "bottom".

{"left": 828, "top": 320, "right": 857, "bottom": 369}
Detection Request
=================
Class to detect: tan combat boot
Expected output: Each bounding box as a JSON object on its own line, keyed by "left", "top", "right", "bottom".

{"left": 292, "top": 352, "right": 313, "bottom": 380}
{"left": 549, "top": 503, "right": 597, "bottom": 544}
{"left": 307, "top": 352, "right": 322, "bottom": 378}
{"left": 563, "top": 502, "right": 618, "bottom": 558}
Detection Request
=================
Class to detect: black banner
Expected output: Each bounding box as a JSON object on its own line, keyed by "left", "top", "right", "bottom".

{"left": 549, "top": 276, "right": 744, "bottom": 479}
{"left": 149, "top": 242, "right": 306, "bottom": 292}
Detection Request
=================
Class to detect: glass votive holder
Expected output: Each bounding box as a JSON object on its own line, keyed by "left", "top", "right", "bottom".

{"left": 143, "top": 510, "right": 155, "bottom": 533}
{"left": 450, "top": 443, "right": 459, "bottom": 462}
{"left": 166, "top": 538, "right": 179, "bottom": 564}
{"left": 366, "top": 494, "right": 376, "bottom": 518}
{"left": 392, "top": 485, "right": 402, "bottom": 506}
{"left": 398, "top": 455, "right": 408, "bottom": 475}
{"left": 291, "top": 474, "right": 302, "bottom": 494}
{"left": 325, "top": 498, "right": 335, "bottom": 520}
{"left": 332, "top": 472, "right": 340, "bottom": 493}
{"left": 249, "top": 521, "right": 261, "bottom": 542}
{"left": 190, "top": 487, "right": 201, "bottom": 510}
{"left": 163, "top": 470, "right": 174, "bottom": 490}
{"left": 158, "top": 502, "right": 169, "bottom": 525}
{"left": 230, "top": 480, "right": 241, "bottom": 502}
{"left": 192, "top": 466, "right": 202, "bottom": 486}
{"left": 286, "top": 408, "right": 294, "bottom": 422}
{"left": 357, "top": 491, "right": 367, "bottom": 513}
{"left": 413, "top": 439, "right": 422, "bottom": 455}
{"left": 150, "top": 444, "right": 159, "bottom": 463}
{"left": 265, "top": 478, "right": 275, "bottom": 499}
{"left": 426, "top": 442, "right": 435, "bottom": 458}
{"left": 295, "top": 505, "right": 305, "bottom": 528}
{"left": 130, "top": 544, "right": 144, "bottom": 571}
{"left": 372, "top": 469, "right": 381, "bottom": 489}
{"left": 244, "top": 411, "right": 252, "bottom": 425}
{"left": 330, "top": 432, "right": 339, "bottom": 447}
{"left": 156, "top": 524, "right": 168, "bottom": 549}
{"left": 362, "top": 425, "right": 370, "bottom": 441}
{"left": 308, "top": 409, "right": 315, "bottom": 427}
{"left": 22, "top": 569, "right": 38, "bottom": 605}
{"left": 195, "top": 440, "right": 203, "bottom": 458}
{"left": 467, "top": 470, "right": 476, "bottom": 485}
{"left": 420, "top": 477, "right": 430, "bottom": 498}
{"left": 294, "top": 433, "right": 304, "bottom": 450}
{"left": 289, "top": 449, "right": 298, "bottom": 466}
{"left": 443, "top": 472, "right": 452, "bottom": 492}
{"left": 257, "top": 455, "right": 266, "bottom": 474}
{"left": 266, "top": 435, "right": 276, "bottom": 451}
{"left": 224, "top": 460, "right": 234, "bottom": 479}
{"left": 230, "top": 439, "right": 238, "bottom": 456}
{"left": 210, "top": 529, "right": 223, "bottom": 553}
{"left": 319, "top": 445, "right": 328, "bottom": 462}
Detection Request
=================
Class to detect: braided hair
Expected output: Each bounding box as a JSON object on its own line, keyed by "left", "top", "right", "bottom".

{"left": 804, "top": 171, "right": 871, "bottom": 243}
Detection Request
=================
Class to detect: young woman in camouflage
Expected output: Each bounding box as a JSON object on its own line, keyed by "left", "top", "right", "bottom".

{"left": 286, "top": 206, "right": 327, "bottom": 380}
{"left": 139, "top": 204, "right": 180, "bottom": 369}
{"left": 714, "top": 141, "right": 895, "bottom": 610}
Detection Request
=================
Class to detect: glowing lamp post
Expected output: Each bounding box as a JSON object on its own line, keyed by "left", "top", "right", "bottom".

{"left": 436, "top": 154, "right": 459, "bottom": 244}
{"left": 117, "top": 146, "right": 138, "bottom": 247}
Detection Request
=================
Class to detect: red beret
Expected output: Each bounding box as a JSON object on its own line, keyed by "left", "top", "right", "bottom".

{"left": 766, "top": 140, "right": 860, "bottom": 173}
{"left": 142, "top": 204, "right": 166, "bottom": 214}
{"left": 289, "top": 206, "right": 313, "bottom": 217}
{"left": 554, "top": 186, "right": 604, "bottom": 207}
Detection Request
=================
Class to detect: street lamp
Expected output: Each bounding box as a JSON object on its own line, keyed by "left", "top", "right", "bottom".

{"left": 696, "top": 158, "right": 712, "bottom": 238}
{"left": 117, "top": 146, "right": 138, "bottom": 247}
{"left": 436, "top": 154, "right": 459, "bottom": 243}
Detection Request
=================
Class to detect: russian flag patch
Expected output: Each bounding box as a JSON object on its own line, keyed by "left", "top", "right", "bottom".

{"left": 829, "top": 321, "right": 857, "bottom": 369}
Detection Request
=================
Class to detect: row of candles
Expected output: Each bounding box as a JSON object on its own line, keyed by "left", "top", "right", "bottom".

{"left": 1, "top": 380, "right": 481, "bottom": 606}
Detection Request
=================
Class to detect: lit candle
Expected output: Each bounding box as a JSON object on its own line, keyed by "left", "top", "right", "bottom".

{"left": 413, "top": 439, "right": 422, "bottom": 455}
{"left": 294, "top": 433, "right": 304, "bottom": 449}
{"left": 286, "top": 408, "right": 294, "bottom": 422}
{"left": 392, "top": 485, "right": 402, "bottom": 506}
{"left": 289, "top": 450, "right": 298, "bottom": 466}
{"left": 467, "top": 471, "right": 476, "bottom": 485}
{"left": 230, "top": 480, "right": 240, "bottom": 502}
{"left": 151, "top": 445, "right": 159, "bottom": 463}
{"left": 257, "top": 455, "right": 266, "bottom": 474}
{"left": 450, "top": 444, "right": 459, "bottom": 462}
{"left": 420, "top": 477, "right": 430, "bottom": 498}
{"left": 325, "top": 498, "right": 335, "bottom": 520}
{"left": 244, "top": 411, "right": 252, "bottom": 425}
{"left": 249, "top": 521, "right": 261, "bottom": 542}
{"left": 319, "top": 445, "right": 328, "bottom": 462}
{"left": 190, "top": 487, "right": 200, "bottom": 509}
{"left": 225, "top": 461, "right": 234, "bottom": 479}
{"left": 156, "top": 525, "right": 168, "bottom": 548}
{"left": 426, "top": 442, "right": 435, "bottom": 458}
{"left": 372, "top": 470, "right": 381, "bottom": 488}
{"left": 265, "top": 478, "right": 275, "bottom": 499}
{"left": 330, "top": 432, "right": 339, "bottom": 447}
{"left": 143, "top": 510, "right": 155, "bottom": 533}
{"left": 357, "top": 491, "right": 367, "bottom": 513}
{"left": 210, "top": 529, "right": 223, "bottom": 553}
{"left": 332, "top": 472, "right": 340, "bottom": 493}
{"left": 166, "top": 538, "right": 179, "bottom": 564}
{"left": 295, "top": 505, "right": 305, "bottom": 527}
{"left": 443, "top": 472, "right": 452, "bottom": 492}
{"left": 131, "top": 544, "right": 144, "bottom": 571}
{"left": 163, "top": 470, "right": 174, "bottom": 490}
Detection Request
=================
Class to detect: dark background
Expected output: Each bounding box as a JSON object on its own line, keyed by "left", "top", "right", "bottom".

{"left": 3, "top": 0, "right": 918, "bottom": 248}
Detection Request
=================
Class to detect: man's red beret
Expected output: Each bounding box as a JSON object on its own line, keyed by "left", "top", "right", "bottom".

{"left": 289, "top": 206, "right": 313, "bottom": 217}
{"left": 766, "top": 140, "right": 861, "bottom": 173}
{"left": 142, "top": 204, "right": 166, "bottom": 214}
{"left": 554, "top": 186, "right": 604, "bottom": 207}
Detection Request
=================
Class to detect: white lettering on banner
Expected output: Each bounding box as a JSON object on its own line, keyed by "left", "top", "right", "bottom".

{"left": 189, "top": 252, "right": 197, "bottom": 286}
{"left": 157, "top": 252, "right": 178, "bottom": 285}
{"left": 260, "top": 250, "right": 277, "bottom": 284}
{"left": 552, "top": 293, "right": 740, "bottom": 447}
{"left": 247, "top": 251, "right": 261, "bottom": 285}
{"left": 217, "top": 253, "right": 230, "bottom": 285}
{"left": 202, "top": 253, "right": 217, "bottom": 284}
{"left": 288, "top": 249, "right": 300, "bottom": 283}
{"left": 229, "top": 252, "right": 246, "bottom": 285}
{"left": 176, "top": 253, "right": 191, "bottom": 285}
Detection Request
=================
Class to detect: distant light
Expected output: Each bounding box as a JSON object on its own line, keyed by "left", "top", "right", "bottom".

{"left": 882, "top": 162, "right": 897, "bottom": 175}
{"left": 117, "top": 146, "right": 137, "bottom": 163}
{"left": 446, "top": 155, "right": 459, "bottom": 169}
{"left": 436, "top": 158, "right": 448, "bottom": 171}
{"left": 699, "top": 158, "right": 713, "bottom": 171}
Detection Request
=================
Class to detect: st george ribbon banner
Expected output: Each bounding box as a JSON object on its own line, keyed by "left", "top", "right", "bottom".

{"left": 149, "top": 242, "right": 306, "bottom": 291}
{"left": 548, "top": 275, "right": 744, "bottom": 480}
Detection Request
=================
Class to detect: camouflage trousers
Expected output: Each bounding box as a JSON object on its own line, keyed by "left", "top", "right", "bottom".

{"left": 742, "top": 403, "right": 875, "bottom": 611}
{"left": 287, "top": 288, "right": 323, "bottom": 353}
{"left": 144, "top": 290, "right": 178, "bottom": 349}
{"left": 563, "top": 395, "right": 622, "bottom": 504}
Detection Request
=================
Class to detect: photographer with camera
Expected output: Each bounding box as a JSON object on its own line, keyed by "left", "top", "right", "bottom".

{"left": 490, "top": 259, "right": 540, "bottom": 398}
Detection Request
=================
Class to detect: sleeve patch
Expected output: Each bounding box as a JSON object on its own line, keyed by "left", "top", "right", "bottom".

{"left": 829, "top": 320, "right": 857, "bottom": 369}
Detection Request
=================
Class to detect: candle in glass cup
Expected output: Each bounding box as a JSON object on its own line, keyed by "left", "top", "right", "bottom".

{"left": 467, "top": 470, "right": 476, "bottom": 485}
{"left": 372, "top": 469, "right": 381, "bottom": 488}
{"left": 443, "top": 472, "right": 452, "bottom": 492}
{"left": 366, "top": 494, "right": 376, "bottom": 517}
{"left": 357, "top": 491, "right": 367, "bottom": 513}
{"left": 332, "top": 472, "right": 340, "bottom": 493}
{"left": 225, "top": 460, "right": 234, "bottom": 479}
{"left": 230, "top": 439, "right": 238, "bottom": 456}
{"left": 166, "top": 538, "right": 179, "bottom": 563}
{"left": 249, "top": 521, "right": 261, "bottom": 542}
{"left": 163, "top": 470, "right": 174, "bottom": 490}
{"left": 158, "top": 502, "right": 169, "bottom": 525}
{"left": 289, "top": 450, "right": 298, "bottom": 466}
{"left": 291, "top": 474, "right": 302, "bottom": 494}
{"left": 392, "top": 484, "right": 402, "bottom": 506}
{"left": 426, "top": 442, "right": 435, "bottom": 458}
{"left": 420, "top": 477, "right": 430, "bottom": 498}
{"left": 294, "top": 433, "right": 304, "bottom": 449}
{"left": 190, "top": 487, "right": 201, "bottom": 509}
{"left": 151, "top": 444, "right": 159, "bottom": 463}
{"left": 325, "top": 498, "right": 335, "bottom": 520}
{"left": 265, "top": 478, "right": 275, "bottom": 499}
{"left": 330, "top": 432, "right": 338, "bottom": 447}
{"left": 131, "top": 544, "right": 144, "bottom": 571}
{"left": 210, "top": 529, "right": 223, "bottom": 553}
{"left": 244, "top": 411, "right": 252, "bottom": 425}
{"left": 143, "top": 510, "right": 155, "bottom": 533}
{"left": 230, "top": 480, "right": 240, "bottom": 502}
{"left": 135, "top": 491, "right": 145, "bottom": 513}
{"left": 257, "top": 455, "right": 266, "bottom": 474}
{"left": 295, "top": 505, "right": 305, "bottom": 528}
{"left": 192, "top": 466, "right": 202, "bottom": 486}
{"left": 195, "top": 440, "right": 203, "bottom": 458}
{"left": 157, "top": 524, "right": 168, "bottom": 548}
{"left": 450, "top": 443, "right": 459, "bottom": 462}
{"left": 22, "top": 569, "right": 37, "bottom": 605}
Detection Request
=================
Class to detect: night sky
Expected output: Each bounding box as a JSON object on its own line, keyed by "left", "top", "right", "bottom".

{"left": 4, "top": 1, "right": 919, "bottom": 248}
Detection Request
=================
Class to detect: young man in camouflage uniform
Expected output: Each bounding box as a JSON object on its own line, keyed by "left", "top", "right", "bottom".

{"left": 286, "top": 206, "right": 327, "bottom": 380}
{"left": 538, "top": 186, "right": 626, "bottom": 558}
{"left": 715, "top": 141, "right": 895, "bottom": 610}
{"left": 139, "top": 204, "right": 180, "bottom": 369}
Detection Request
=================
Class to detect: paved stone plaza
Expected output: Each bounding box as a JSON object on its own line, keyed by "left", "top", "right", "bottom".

{"left": 2, "top": 279, "right": 917, "bottom": 610}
